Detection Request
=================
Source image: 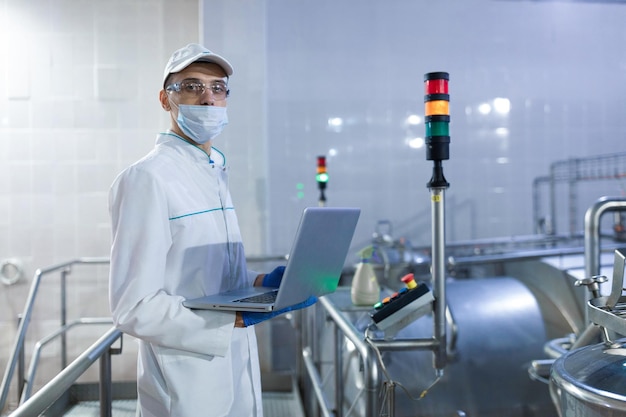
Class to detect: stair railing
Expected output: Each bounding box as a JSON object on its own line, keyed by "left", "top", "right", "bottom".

{"left": 7, "top": 327, "right": 122, "bottom": 417}
{"left": 0, "top": 257, "right": 110, "bottom": 412}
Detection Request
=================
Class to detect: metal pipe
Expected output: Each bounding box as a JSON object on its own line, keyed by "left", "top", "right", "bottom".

{"left": 61, "top": 268, "right": 69, "bottom": 370}
{"left": 99, "top": 347, "right": 113, "bottom": 417}
{"left": 449, "top": 245, "right": 590, "bottom": 266}
{"left": 369, "top": 338, "right": 438, "bottom": 352}
{"left": 583, "top": 197, "right": 626, "bottom": 325}
{"left": 318, "top": 296, "right": 379, "bottom": 417}
{"left": 568, "top": 163, "right": 578, "bottom": 236}
{"left": 7, "top": 327, "right": 122, "bottom": 417}
{"left": 571, "top": 324, "right": 602, "bottom": 350}
{"left": 543, "top": 337, "right": 572, "bottom": 359}
{"left": 20, "top": 318, "right": 113, "bottom": 403}
{"left": 549, "top": 162, "right": 557, "bottom": 235}
{"left": 17, "top": 315, "right": 24, "bottom": 408}
{"left": 1, "top": 268, "right": 45, "bottom": 411}
{"left": 302, "top": 347, "right": 334, "bottom": 417}
{"left": 431, "top": 187, "right": 447, "bottom": 370}
{"left": 334, "top": 325, "right": 343, "bottom": 417}
{"left": 532, "top": 175, "right": 551, "bottom": 234}
{"left": 528, "top": 359, "right": 554, "bottom": 384}
{"left": 584, "top": 196, "right": 626, "bottom": 279}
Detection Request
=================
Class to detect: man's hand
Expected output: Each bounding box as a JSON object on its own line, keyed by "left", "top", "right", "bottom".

{"left": 235, "top": 311, "right": 245, "bottom": 328}
{"left": 261, "top": 266, "right": 285, "bottom": 288}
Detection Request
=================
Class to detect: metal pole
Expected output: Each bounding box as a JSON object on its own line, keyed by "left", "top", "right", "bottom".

{"left": 431, "top": 186, "right": 447, "bottom": 370}
{"left": 584, "top": 196, "right": 626, "bottom": 279}
{"left": 17, "top": 315, "right": 24, "bottom": 406}
{"left": 369, "top": 338, "right": 438, "bottom": 351}
{"left": 302, "top": 348, "right": 334, "bottom": 417}
{"left": 318, "top": 297, "right": 380, "bottom": 417}
{"left": 99, "top": 348, "right": 113, "bottom": 417}
{"left": 0, "top": 270, "right": 44, "bottom": 411}
{"left": 334, "top": 325, "right": 343, "bottom": 417}
{"left": 8, "top": 328, "right": 121, "bottom": 417}
{"left": 549, "top": 163, "right": 557, "bottom": 235}
{"left": 424, "top": 72, "right": 450, "bottom": 372}
{"left": 61, "top": 268, "right": 69, "bottom": 370}
{"left": 386, "top": 381, "right": 395, "bottom": 417}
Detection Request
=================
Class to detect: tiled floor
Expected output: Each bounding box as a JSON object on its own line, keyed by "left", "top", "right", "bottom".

{"left": 61, "top": 391, "right": 306, "bottom": 417}
{"left": 63, "top": 400, "right": 136, "bottom": 417}
{"left": 262, "top": 391, "right": 306, "bottom": 417}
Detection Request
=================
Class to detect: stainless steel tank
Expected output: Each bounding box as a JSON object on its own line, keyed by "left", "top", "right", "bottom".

{"left": 315, "top": 277, "right": 559, "bottom": 417}
{"left": 550, "top": 339, "right": 626, "bottom": 417}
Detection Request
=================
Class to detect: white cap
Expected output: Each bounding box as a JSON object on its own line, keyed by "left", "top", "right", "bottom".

{"left": 163, "top": 43, "right": 234, "bottom": 86}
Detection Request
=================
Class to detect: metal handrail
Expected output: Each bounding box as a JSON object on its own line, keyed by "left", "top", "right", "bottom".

{"left": 305, "top": 295, "right": 442, "bottom": 417}
{"left": 311, "top": 296, "right": 380, "bottom": 417}
{"left": 7, "top": 327, "right": 123, "bottom": 417}
{"left": 532, "top": 151, "right": 626, "bottom": 236}
{"left": 20, "top": 318, "right": 113, "bottom": 404}
{"left": 0, "top": 257, "right": 110, "bottom": 412}
{"left": 1, "top": 254, "right": 290, "bottom": 413}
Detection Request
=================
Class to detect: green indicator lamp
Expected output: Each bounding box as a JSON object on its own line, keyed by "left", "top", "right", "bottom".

{"left": 296, "top": 182, "right": 305, "bottom": 199}
{"left": 316, "top": 172, "right": 329, "bottom": 183}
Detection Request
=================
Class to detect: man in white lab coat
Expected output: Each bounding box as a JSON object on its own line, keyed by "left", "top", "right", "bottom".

{"left": 108, "top": 43, "right": 314, "bottom": 417}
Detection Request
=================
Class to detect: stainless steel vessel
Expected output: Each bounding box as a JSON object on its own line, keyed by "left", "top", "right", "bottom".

{"left": 550, "top": 339, "right": 626, "bottom": 417}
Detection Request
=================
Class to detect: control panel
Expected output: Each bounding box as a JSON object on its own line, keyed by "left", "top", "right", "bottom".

{"left": 370, "top": 273, "right": 434, "bottom": 336}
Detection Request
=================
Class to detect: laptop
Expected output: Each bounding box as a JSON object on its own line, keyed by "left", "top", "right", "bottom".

{"left": 182, "top": 206, "right": 361, "bottom": 312}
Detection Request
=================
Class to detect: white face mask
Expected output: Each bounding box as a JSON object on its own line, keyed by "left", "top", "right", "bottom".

{"left": 174, "top": 104, "right": 228, "bottom": 144}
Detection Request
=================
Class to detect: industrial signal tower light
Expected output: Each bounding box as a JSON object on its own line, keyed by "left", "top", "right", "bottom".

{"left": 316, "top": 155, "right": 329, "bottom": 206}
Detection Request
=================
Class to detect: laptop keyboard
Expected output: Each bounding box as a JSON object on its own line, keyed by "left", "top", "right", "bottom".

{"left": 235, "top": 290, "right": 278, "bottom": 304}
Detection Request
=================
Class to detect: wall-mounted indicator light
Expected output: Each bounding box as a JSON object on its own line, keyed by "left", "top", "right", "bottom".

{"left": 296, "top": 182, "right": 305, "bottom": 199}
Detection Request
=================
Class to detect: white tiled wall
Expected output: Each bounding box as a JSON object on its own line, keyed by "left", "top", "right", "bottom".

{"left": 2, "top": 0, "right": 626, "bottom": 411}
{"left": 0, "top": 0, "right": 200, "bottom": 410}
{"left": 198, "top": 0, "right": 626, "bottom": 257}
{"left": 248, "top": 0, "right": 626, "bottom": 255}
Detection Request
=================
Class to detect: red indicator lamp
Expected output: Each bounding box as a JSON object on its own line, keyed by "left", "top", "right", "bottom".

{"left": 424, "top": 72, "right": 449, "bottom": 95}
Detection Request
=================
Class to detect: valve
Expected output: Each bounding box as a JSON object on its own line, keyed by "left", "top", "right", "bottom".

{"left": 574, "top": 275, "right": 608, "bottom": 299}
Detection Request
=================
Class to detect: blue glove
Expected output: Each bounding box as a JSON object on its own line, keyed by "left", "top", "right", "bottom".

{"left": 242, "top": 296, "right": 318, "bottom": 327}
{"left": 262, "top": 266, "right": 285, "bottom": 288}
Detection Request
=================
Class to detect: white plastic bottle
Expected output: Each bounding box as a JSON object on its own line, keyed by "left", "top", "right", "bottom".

{"left": 351, "top": 246, "right": 381, "bottom": 306}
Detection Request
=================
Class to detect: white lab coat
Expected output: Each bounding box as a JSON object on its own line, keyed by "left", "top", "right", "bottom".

{"left": 108, "top": 132, "right": 263, "bottom": 417}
